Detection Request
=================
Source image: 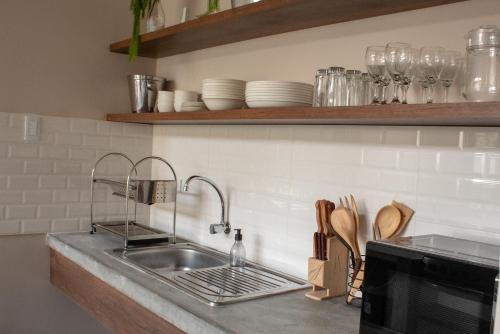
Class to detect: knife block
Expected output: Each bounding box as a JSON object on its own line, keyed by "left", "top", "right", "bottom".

{"left": 305, "top": 236, "right": 348, "bottom": 301}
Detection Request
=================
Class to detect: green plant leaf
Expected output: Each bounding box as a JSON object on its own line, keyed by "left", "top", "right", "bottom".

{"left": 128, "top": 0, "right": 160, "bottom": 62}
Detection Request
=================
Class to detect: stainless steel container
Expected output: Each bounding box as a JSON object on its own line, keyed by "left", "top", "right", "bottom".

{"left": 127, "top": 75, "right": 166, "bottom": 113}
{"left": 231, "top": 0, "right": 261, "bottom": 8}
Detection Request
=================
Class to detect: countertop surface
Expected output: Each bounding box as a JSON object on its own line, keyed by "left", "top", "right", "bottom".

{"left": 47, "top": 232, "right": 360, "bottom": 334}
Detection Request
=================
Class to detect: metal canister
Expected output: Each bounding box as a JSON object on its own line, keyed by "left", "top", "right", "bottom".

{"left": 127, "top": 75, "right": 166, "bottom": 113}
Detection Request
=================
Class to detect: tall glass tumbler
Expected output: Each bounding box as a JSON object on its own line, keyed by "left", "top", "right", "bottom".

{"left": 313, "top": 69, "right": 328, "bottom": 107}
{"left": 346, "top": 70, "right": 362, "bottom": 106}
{"left": 327, "top": 67, "right": 346, "bottom": 107}
{"left": 361, "top": 73, "right": 373, "bottom": 105}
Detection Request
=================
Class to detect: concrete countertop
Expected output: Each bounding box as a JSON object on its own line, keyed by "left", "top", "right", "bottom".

{"left": 47, "top": 232, "right": 360, "bottom": 334}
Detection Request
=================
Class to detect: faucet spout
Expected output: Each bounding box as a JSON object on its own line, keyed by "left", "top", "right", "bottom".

{"left": 183, "top": 175, "right": 231, "bottom": 234}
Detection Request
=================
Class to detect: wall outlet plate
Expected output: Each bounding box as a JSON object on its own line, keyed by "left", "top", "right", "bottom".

{"left": 24, "top": 114, "right": 41, "bottom": 143}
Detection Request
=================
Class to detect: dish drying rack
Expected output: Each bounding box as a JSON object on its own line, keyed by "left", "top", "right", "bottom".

{"left": 90, "top": 153, "right": 178, "bottom": 249}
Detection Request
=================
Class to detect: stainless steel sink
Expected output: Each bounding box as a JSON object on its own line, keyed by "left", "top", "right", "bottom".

{"left": 107, "top": 243, "right": 308, "bottom": 306}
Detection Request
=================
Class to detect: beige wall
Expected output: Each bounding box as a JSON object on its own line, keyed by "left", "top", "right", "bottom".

{"left": 0, "top": 235, "right": 109, "bottom": 333}
{"left": 0, "top": 0, "right": 155, "bottom": 120}
{"left": 157, "top": 0, "right": 500, "bottom": 103}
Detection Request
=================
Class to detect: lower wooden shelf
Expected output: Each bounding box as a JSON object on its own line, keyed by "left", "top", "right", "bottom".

{"left": 106, "top": 102, "right": 500, "bottom": 126}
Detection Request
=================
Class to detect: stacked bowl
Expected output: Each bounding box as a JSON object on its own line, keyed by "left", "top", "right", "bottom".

{"left": 202, "top": 78, "right": 246, "bottom": 110}
{"left": 245, "top": 81, "right": 314, "bottom": 108}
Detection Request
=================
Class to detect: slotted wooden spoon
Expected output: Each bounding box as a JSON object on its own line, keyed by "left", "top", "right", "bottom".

{"left": 374, "top": 205, "right": 402, "bottom": 240}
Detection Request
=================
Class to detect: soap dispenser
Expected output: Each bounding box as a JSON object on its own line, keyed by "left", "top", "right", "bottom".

{"left": 230, "top": 229, "right": 246, "bottom": 267}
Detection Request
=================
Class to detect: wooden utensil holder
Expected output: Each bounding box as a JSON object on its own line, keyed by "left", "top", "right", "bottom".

{"left": 306, "top": 236, "right": 349, "bottom": 301}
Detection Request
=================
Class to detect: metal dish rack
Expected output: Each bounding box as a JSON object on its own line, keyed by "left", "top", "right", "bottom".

{"left": 90, "top": 153, "right": 178, "bottom": 249}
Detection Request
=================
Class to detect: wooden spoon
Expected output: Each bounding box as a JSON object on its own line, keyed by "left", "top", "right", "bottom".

{"left": 391, "top": 201, "right": 414, "bottom": 237}
{"left": 374, "top": 205, "right": 402, "bottom": 240}
{"left": 330, "top": 208, "right": 362, "bottom": 266}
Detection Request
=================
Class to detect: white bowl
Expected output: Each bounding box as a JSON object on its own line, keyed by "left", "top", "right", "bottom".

{"left": 157, "top": 103, "right": 174, "bottom": 112}
{"left": 246, "top": 100, "right": 311, "bottom": 108}
{"left": 203, "top": 98, "right": 245, "bottom": 110}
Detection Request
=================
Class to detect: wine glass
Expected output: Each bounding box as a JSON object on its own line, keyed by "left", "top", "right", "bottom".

{"left": 379, "top": 74, "right": 391, "bottom": 104}
{"left": 385, "top": 42, "right": 413, "bottom": 103}
{"left": 419, "top": 46, "right": 445, "bottom": 103}
{"left": 400, "top": 48, "right": 419, "bottom": 104}
{"left": 440, "top": 51, "right": 463, "bottom": 103}
{"left": 365, "top": 46, "right": 387, "bottom": 104}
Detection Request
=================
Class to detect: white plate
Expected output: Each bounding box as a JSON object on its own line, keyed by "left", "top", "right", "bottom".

{"left": 203, "top": 98, "right": 246, "bottom": 110}
{"left": 246, "top": 100, "right": 311, "bottom": 108}
{"left": 203, "top": 79, "right": 246, "bottom": 85}
{"left": 246, "top": 81, "right": 313, "bottom": 89}
{"left": 246, "top": 98, "right": 312, "bottom": 104}
{"left": 245, "top": 92, "right": 312, "bottom": 98}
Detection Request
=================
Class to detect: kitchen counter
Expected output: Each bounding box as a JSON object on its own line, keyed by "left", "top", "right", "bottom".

{"left": 47, "top": 232, "right": 360, "bottom": 334}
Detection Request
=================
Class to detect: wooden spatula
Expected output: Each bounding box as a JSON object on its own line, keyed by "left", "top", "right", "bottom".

{"left": 391, "top": 201, "right": 414, "bottom": 237}
{"left": 374, "top": 205, "right": 402, "bottom": 240}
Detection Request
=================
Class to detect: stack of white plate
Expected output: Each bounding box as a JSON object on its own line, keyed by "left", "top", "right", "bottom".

{"left": 245, "top": 81, "right": 314, "bottom": 108}
{"left": 202, "top": 78, "right": 246, "bottom": 110}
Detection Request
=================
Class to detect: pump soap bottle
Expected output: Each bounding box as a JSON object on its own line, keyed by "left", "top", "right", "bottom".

{"left": 230, "top": 229, "right": 246, "bottom": 267}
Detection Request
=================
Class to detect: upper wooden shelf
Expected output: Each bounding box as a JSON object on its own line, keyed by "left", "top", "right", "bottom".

{"left": 106, "top": 102, "right": 500, "bottom": 126}
{"left": 110, "top": 0, "right": 466, "bottom": 58}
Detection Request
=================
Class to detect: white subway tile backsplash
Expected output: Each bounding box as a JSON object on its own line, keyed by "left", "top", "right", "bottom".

{"left": 38, "top": 205, "right": 67, "bottom": 219}
{"left": 152, "top": 125, "right": 500, "bottom": 279}
{"left": 8, "top": 176, "right": 39, "bottom": 190}
{"left": 25, "top": 160, "right": 54, "bottom": 174}
{"left": 40, "top": 145, "right": 68, "bottom": 159}
{"left": 55, "top": 133, "right": 83, "bottom": 146}
{"left": 70, "top": 119, "right": 97, "bottom": 134}
{"left": 6, "top": 206, "right": 37, "bottom": 219}
{"left": 53, "top": 190, "right": 80, "bottom": 203}
{"left": 23, "top": 191, "right": 53, "bottom": 204}
{"left": 0, "top": 160, "right": 24, "bottom": 174}
{"left": 0, "top": 221, "right": 21, "bottom": 234}
{"left": 39, "top": 175, "right": 67, "bottom": 189}
{"left": 21, "top": 220, "right": 51, "bottom": 234}
{"left": 8, "top": 144, "right": 39, "bottom": 158}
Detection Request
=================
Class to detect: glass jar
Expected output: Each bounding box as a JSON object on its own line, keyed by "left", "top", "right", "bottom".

{"left": 464, "top": 25, "right": 500, "bottom": 102}
{"left": 327, "top": 67, "right": 346, "bottom": 107}
{"left": 146, "top": 1, "right": 165, "bottom": 33}
{"left": 361, "top": 73, "right": 373, "bottom": 105}
{"left": 346, "top": 70, "right": 362, "bottom": 106}
{"left": 313, "top": 69, "right": 328, "bottom": 107}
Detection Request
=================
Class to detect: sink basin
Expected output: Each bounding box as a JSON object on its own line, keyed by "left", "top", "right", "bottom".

{"left": 121, "top": 246, "right": 226, "bottom": 272}
{"left": 107, "top": 243, "right": 308, "bottom": 306}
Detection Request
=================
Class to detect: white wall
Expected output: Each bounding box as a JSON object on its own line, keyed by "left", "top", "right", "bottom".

{"left": 0, "top": 0, "right": 155, "bottom": 119}
{"left": 0, "top": 234, "right": 110, "bottom": 334}
{"left": 151, "top": 0, "right": 500, "bottom": 279}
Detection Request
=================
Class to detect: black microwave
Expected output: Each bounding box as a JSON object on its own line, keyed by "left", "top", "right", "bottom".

{"left": 360, "top": 235, "right": 499, "bottom": 334}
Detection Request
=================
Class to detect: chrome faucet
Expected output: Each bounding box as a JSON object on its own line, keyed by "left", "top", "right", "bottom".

{"left": 183, "top": 175, "right": 231, "bottom": 235}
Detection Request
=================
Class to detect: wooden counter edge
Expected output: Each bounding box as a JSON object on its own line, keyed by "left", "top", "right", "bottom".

{"left": 50, "top": 249, "right": 184, "bottom": 334}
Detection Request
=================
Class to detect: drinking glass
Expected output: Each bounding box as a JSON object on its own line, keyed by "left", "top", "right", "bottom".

{"left": 400, "top": 48, "right": 418, "bottom": 104}
{"left": 365, "top": 46, "right": 387, "bottom": 104}
{"left": 326, "top": 67, "right": 346, "bottom": 107}
{"left": 419, "top": 46, "right": 445, "bottom": 103}
{"left": 361, "top": 73, "right": 373, "bottom": 105}
{"left": 440, "top": 51, "right": 463, "bottom": 103}
{"left": 385, "top": 42, "right": 413, "bottom": 103}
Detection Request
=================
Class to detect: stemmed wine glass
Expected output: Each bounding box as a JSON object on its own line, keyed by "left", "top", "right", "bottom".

{"left": 419, "top": 46, "right": 445, "bottom": 103}
{"left": 365, "top": 46, "right": 387, "bottom": 104}
{"left": 385, "top": 42, "right": 413, "bottom": 103}
{"left": 440, "top": 51, "right": 463, "bottom": 103}
{"left": 400, "top": 48, "right": 418, "bottom": 104}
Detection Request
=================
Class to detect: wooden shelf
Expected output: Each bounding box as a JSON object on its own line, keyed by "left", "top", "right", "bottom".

{"left": 106, "top": 102, "right": 500, "bottom": 126}
{"left": 110, "top": 0, "right": 466, "bottom": 58}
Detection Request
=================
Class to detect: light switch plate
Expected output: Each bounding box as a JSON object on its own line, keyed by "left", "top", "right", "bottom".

{"left": 24, "top": 114, "right": 40, "bottom": 143}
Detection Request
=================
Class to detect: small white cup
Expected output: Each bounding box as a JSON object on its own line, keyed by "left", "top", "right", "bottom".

{"left": 157, "top": 91, "right": 174, "bottom": 112}
{"left": 174, "top": 90, "right": 198, "bottom": 112}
